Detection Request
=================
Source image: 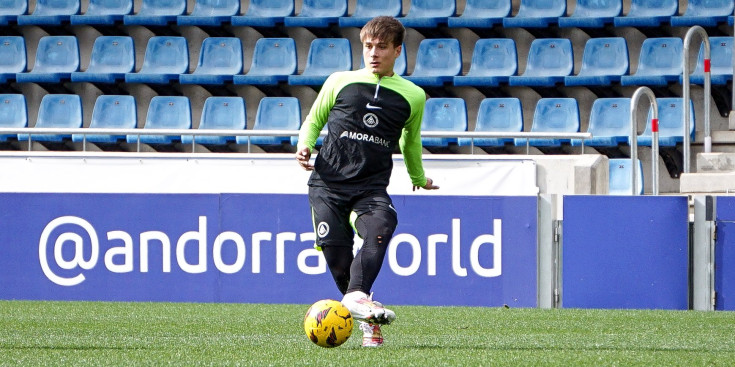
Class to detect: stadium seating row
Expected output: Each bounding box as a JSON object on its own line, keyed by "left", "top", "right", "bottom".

{"left": 2, "top": 35, "right": 731, "bottom": 88}
{"left": 0, "top": 94, "right": 695, "bottom": 150}
{"left": 1, "top": 0, "right": 732, "bottom": 29}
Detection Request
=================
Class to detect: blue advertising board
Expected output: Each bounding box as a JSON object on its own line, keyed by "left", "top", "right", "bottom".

{"left": 0, "top": 193, "right": 538, "bottom": 307}
{"left": 562, "top": 196, "right": 689, "bottom": 309}
{"left": 715, "top": 196, "right": 735, "bottom": 310}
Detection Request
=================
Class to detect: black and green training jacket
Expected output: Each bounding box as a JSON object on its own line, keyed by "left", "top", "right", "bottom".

{"left": 298, "top": 68, "right": 428, "bottom": 189}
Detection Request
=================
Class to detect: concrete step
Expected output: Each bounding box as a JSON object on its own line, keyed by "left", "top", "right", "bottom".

{"left": 680, "top": 171, "right": 735, "bottom": 193}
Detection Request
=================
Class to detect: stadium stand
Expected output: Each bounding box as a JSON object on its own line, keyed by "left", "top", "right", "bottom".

{"left": 123, "top": 0, "right": 186, "bottom": 26}
{"left": 557, "top": 0, "right": 621, "bottom": 28}
{"left": 17, "top": 0, "right": 79, "bottom": 26}
{"left": 398, "top": 0, "right": 456, "bottom": 28}
{"left": 124, "top": 36, "right": 188, "bottom": 85}
{"left": 181, "top": 96, "right": 245, "bottom": 146}
{"left": 457, "top": 97, "right": 522, "bottom": 148}
{"left": 669, "top": 0, "right": 733, "bottom": 27}
{"left": 230, "top": 0, "right": 294, "bottom": 27}
{"left": 287, "top": 38, "right": 351, "bottom": 86}
{"left": 176, "top": 0, "right": 239, "bottom": 27}
{"left": 233, "top": 38, "right": 297, "bottom": 86}
{"left": 0, "top": 36, "right": 25, "bottom": 84}
{"left": 0, "top": 94, "right": 27, "bottom": 142}
{"left": 685, "top": 37, "right": 733, "bottom": 85}
{"left": 404, "top": 38, "right": 462, "bottom": 87}
{"left": 612, "top": 0, "right": 677, "bottom": 28}
{"left": 18, "top": 94, "right": 82, "bottom": 143}
{"left": 620, "top": 37, "right": 683, "bottom": 87}
{"left": 283, "top": 0, "right": 347, "bottom": 28}
{"left": 609, "top": 158, "right": 644, "bottom": 195}
{"left": 0, "top": 0, "right": 28, "bottom": 25}
{"left": 71, "top": 95, "right": 137, "bottom": 144}
{"left": 70, "top": 0, "right": 133, "bottom": 25}
{"left": 71, "top": 36, "right": 134, "bottom": 84}
{"left": 126, "top": 96, "right": 191, "bottom": 146}
{"left": 453, "top": 38, "right": 516, "bottom": 87}
{"left": 502, "top": 0, "right": 565, "bottom": 28}
{"left": 236, "top": 96, "right": 300, "bottom": 147}
{"left": 570, "top": 97, "right": 630, "bottom": 148}
{"left": 447, "top": 0, "right": 510, "bottom": 29}
{"left": 338, "top": 0, "right": 401, "bottom": 28}
{"left": 179, "top": 37, "right": 242, "bottom": 85}
{"left": 564, "top": 37, "right": 628, "bottom": 87}
{"left": 509, "top": 38, "right": 573, "bottom": 87}
{"left": 514, "top": 98, "right": 580, "bottom": 148}
{"left": 16, "top": 36, "right": 79, "bottom": 84}
{"left": 420, "top": 97, "right": 467, "bottom": 147}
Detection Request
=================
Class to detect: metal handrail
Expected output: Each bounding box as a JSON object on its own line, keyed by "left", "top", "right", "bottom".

{"left": 683, "top": 26, "right": 712, "bottom": 172}
{"left": 630, "top": 87, "right": 659, "bottom": 196}
{"left": 1, "top": 128, "right": 592, "bottom": 154}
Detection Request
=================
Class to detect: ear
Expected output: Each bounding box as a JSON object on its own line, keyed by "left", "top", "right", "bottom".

{"left": 394, "top": 44, "right": 402, "bottom": 58}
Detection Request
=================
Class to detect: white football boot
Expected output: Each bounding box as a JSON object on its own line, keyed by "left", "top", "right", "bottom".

{"left": 359, "top": 321, "right": 383, "bottom": 347}
{"left": 341, "top": 291, "right": 396, "bottom": 325}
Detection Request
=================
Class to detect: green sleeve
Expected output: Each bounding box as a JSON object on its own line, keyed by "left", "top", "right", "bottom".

{"left": 399, "top": 94, "right": 427, "bottom": 187}
{"left": 297, "top": 74, "right": 340, "bottom": 150}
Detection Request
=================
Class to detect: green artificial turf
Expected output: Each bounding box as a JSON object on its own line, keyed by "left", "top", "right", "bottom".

{"left": 1, "top": 301, "right": 734, "bottom": 366}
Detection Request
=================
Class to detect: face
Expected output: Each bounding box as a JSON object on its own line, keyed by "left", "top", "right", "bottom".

{"left": 362, "top": 36, "right": 401, "bottom": 78}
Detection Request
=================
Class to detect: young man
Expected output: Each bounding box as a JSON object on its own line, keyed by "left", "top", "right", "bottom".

{"left": 295, "top": 16, "right": 439, "bottom": 347}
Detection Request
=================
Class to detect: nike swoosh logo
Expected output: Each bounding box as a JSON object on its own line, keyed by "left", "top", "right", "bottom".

{"left": 366, "top": 103, "right": 382, "bottom": 110}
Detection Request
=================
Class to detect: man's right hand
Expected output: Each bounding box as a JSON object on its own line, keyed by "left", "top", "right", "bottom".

{"left": 295, "top": 146, "right": 314, "bottom": 171}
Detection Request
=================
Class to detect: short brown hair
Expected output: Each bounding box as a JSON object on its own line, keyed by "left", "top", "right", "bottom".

{"left": 360, "top": 16, "right": 405, "bottom": 48}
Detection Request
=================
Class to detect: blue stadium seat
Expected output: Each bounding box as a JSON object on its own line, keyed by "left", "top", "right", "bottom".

{"left": 233, "top": 38, "right": 296, "bottom": 86}
{"left": 458, "top": 98, "right": 522, "bottom": 147}
{"left": 123, "top": 0, "right": 186, "bottom": 25}
{"left": 502, "top": 0, "right": 565, "bottom": 28}
{"left": 0, "top": 94, "right": 27, "bottom": 142}
{"left": 447, "top": 0, "right": 510, "bottom": 29}
{"left": 514, "top": 98, "right": 579, "bottom": 147}
{"left": 613, "top": 0, "right": 677, "bottom": 28}
{"left": 564, "top": 37, "right": 628, "bottom": 87}
{"left": 634, "top": 98, "right": 694, "bottom": 147}
{"left": 18, "top": 94, "right": 82, "bottom": 142}
{"left": 16, "top": 36, "right": 79, "bottom": 84}
{"left": 182, "top": 97, "right": 245, "bottom": 145}
{"left": 0, "top": 36, "right": 26, "bottom": 83}
{"left": 179, "top": 37, "right": 241, "bottom": 85}
{"left": 17, "top": 0, "right": 79, "bottom": 25}
{"left": 231, "top": 0, "right": 293, "bottom": 27}
{"left": 283, "top": 0, "right": 347, "bottom": 28}
{"left": 125, "top": 36, "right": 188, "bottom": 85}
{"left": 177, "top": 0, "right": 239, "bottom": 26}
{"left": 609, "top": 158, "right": 643, "bottom": 195}
{"left": 288, "top": 38, "right": 351, "bottom": 86}
{"left": 338, "top": 0, "right": 401, "bottom": 28}
{"left": 509, "top": 38, "right": 572, "bottom": 87}
{"left": 571, "top": 98, "right": 630, "bottom": 147}
{"left": 126, "top": 96, "right": 191, "bottom": 145}
{"left": 421, "top": 98, "right": 467, "bottom": 147}
{"left": 453, "top": 38, "right": 516, "bottom": 87}
{"left": 0, "top": 0, "right": 28, "bottom": 25}
{"left": 71, "top": 36, "right": 134, "bottom": 84}
{"left": 404, "top": 38, "right": 462, "bottom": 87}
{"left": 686, "top": 37, "right": 733, "bottom": 85}
{"left": 620, "top": 37, "right": 682, "bottom": 87}
{"left": 70, "top": 0, "right": 132, "bottom": 25}
{"left": 236, "top": 97, "right": 301, "bottom": 146}
{"left": 558, "top": 0, "right": 621, "bottom": 28}
{"left": 72, "top": 95, "right": 136, "bottom": 144}
{"left": 670, "top": 0, "right": 732, "bottom": 27}
{"left": 359, "top": 43, "right": 407, "bottom": 76}
{"left": 399, "top": 0, "right": 455, "bottom": 28}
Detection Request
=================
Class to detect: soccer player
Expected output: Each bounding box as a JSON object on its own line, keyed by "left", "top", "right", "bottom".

{"left": 295, "top": 16, "right": 439, "bottom": 347}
